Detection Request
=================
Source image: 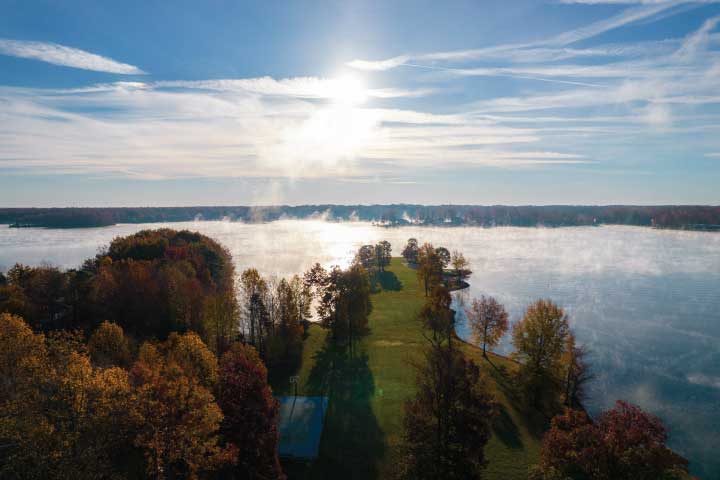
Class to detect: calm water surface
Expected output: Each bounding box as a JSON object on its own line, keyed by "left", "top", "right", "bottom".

{"left": 1, "top": 221, "right": 718, "bottom": 477}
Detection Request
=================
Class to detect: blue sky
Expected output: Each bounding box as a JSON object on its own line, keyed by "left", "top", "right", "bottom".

{"left": 1, "top": 0, "right": 719, "bottom": 206}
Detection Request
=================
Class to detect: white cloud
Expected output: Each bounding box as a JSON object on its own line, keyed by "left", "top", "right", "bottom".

{"left": 0, "top": 39, "right": 145, "bottom": 74}
{"left": 559, "top": 0, "right": 719, "bottom": 4}
{"left": 545, "top": 2, "right": 679, "bottom": 45}
{"left": 4, "top": 3, "right": 719, "bottom": 184}
{"left": 673, "top": 15, "right": 720, "bottom": 61}
{"left": 686, "top": 373, "right": 720, "bottom": 388}
{"left": 347, "top": 1, "right": 691, "bottom": 71}
{"left": 0, "top": 78, "right": 565, "bottom": 179}
{"left": 154, "top": 77, "right": 432, "bottom": 100}
{"left": 345, "top": 55, "right": 409, "bottom": 71}
{"left": 705, "top": 152, "right": 720, "bottom": 157}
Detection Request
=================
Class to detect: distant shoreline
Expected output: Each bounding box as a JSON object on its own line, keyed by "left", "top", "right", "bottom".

{"left": 1, "top": 204, "right": 719, "bottom": 231}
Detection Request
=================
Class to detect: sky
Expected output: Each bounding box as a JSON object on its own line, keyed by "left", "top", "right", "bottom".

{"left": 1, "top": 0, "right": 720, "bottom": 207}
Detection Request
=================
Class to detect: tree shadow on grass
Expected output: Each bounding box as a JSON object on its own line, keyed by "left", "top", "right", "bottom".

{"left": 484, "top": 355, "right": 549, "bottom": 439}
{"left": 290, "top": 339, "right": 385, "bottom": 479}
{"left": 371, "top": 270, "right": 403, "bottom": 292}
{"left": 493, "top": 403, "right": 523, "bottom": 449}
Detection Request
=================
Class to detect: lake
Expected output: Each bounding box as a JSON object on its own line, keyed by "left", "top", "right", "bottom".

{"left": 1, "top": 220, "right": 719, "bottom": 478}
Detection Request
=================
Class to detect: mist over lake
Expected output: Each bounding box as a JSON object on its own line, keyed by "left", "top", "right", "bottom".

{"left": 1, "top": 220, "right": 719, "bottom": 477}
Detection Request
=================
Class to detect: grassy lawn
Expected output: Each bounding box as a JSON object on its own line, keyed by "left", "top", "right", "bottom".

{"left": 270, "top": 258, "right": 542, "bottom": 479}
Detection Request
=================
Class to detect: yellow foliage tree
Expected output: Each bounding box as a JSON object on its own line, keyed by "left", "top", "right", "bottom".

{"left": 130, "top": 341, "right": 233, "bottom": 479}
{"left": 512, "top": 299, "right": 570, "bottom": 408}
{"left": 88, "top": 320, "right": 131, "bottom": 368}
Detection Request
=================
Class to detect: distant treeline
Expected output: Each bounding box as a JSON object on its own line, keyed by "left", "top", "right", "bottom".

{"left": 1, "top": 204, "right": 719, "bottom": 230}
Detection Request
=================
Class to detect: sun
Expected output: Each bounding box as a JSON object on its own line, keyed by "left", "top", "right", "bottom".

{"left": 327, "top": 75, "right": 367, "bottom": 106}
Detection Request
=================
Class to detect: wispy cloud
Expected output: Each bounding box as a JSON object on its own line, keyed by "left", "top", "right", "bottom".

{"left": 0, "top": 39, "right": 145, "bottom": 74}
{"left": 346, "top": 55, "right": 410, "bottom": 71}
{"left": 2, "top": 2, "right": 719, "bottom": 187}
{"left": 347, "top": 1, "right": 691, "bottom": 71}
{"left": 0, "top": 78, "right": 563, "bottom": 179}
{"left": 559, "top": 1, "right": 719, "bottom": 4}
{"left": 153, "top": 77, "right": 431, "bottom": 99}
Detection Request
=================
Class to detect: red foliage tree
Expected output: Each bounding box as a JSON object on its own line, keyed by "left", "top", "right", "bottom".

{"left": 217, "top": 343, "right": 284, "bottom": 480}
{"left": 537, "top": 401, "right": 689, "bottom": 480}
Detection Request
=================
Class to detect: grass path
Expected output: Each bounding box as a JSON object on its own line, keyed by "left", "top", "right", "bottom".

{"left": 270, "top": 258, "right": 542, "bottom": 479}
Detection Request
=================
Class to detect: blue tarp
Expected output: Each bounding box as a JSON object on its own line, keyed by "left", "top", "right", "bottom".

{"left": 277, "top": 396, "right": 328, "bottom": 459}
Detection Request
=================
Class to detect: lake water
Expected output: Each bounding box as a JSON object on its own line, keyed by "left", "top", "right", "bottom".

{"left": 1, "top": 220, "right": 719, "bottom": 478}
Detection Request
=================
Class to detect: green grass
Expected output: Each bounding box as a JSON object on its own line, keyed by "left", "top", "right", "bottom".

{"left": 270, "top": 258, "right": 542, "bottom": 479}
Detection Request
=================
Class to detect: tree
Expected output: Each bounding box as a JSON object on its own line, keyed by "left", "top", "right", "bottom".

{"left": 450, "top": 250, "right": 469, "bottom": 282}
{"left": 130, "top": 342, "right": 233, "bottom": 479}
{"left": 78, "top": 229, "right": 239, "bottom": 344}
{"left": 356, "top": 244, "right": 376, "bottom": 269}
{"left": 401, "top": 343, "right": 495, "bottom": 479}
{"left": 273, "top": 277, "right": 304, "bottom": 363}
{"left": 466, "top": 295, "right": 509, "bottom": 358}
{"left": 416, "top": 243, "right": 443, "bottom": 296}
{"left": 165, "top": 331, "right": 219, "bottom": 388}
{"left": 0, "top": 313, "right": 136, "bottom": 480}
{"left": 561, "top": 333, "right": 593, "bottom": 408}
{"left": 240, "top": 268, "right": 269, "bottom": 350}
{"left": 0, "top": 282, "right": 31, "bottom": 321}
{"left": 418, "top": 285, "right": 454, "bottom": 349}
{"left": 0, "top": 312, "right": 46, "bottom": 404}
{"left": 535, "top": 402, "right": 689, "bottom": 480}
{"left": 376, "top": 240, "right": 392, "bottom": 271}
{"left": 88, "top": 320, "right": 131, "bottom": 368}
{"left": 512, "top": 299, "right": 569, "bottom": 407}
{"left": 312, "top": 264, "right": 371, "bottom": 344}
{"left": 217, "top": 343, "right": 284, "bottom": 480}
{"left": 3, "top": 263, "right": 68, "bottom": 328}
{"left": 435, "top": 247, "right": 451, "bottom": 270}
{"left": 289, "top": 274, "right": 313, "bottom": 324}
{"left": 202, "top": 290, "right": 238, "bottom": 354}
{"left": 401, "top": 238, "right": 419, "bottom": 264}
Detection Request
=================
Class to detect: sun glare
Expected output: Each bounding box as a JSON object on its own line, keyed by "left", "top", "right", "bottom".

{"left": 328, "top": 75, "right": 367, "bottom": 106}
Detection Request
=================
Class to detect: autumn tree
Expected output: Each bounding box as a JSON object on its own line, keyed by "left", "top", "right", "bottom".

{"left": 2, "top": 263, "right": 68, "bottom": 328}
{"left": 401, "top": 238, "right": 419, "bottom": 264}
{"left": 418, "top": 285, "right": 454, "bottom": 348}
{"left": 450, "top": 250, "right": 469, "bottom": 282}
{"left": 88, "top": 320, "right": 132, "bottom": 368}
{"left": 165, "top": 331, "right": 219, "bottom": 388}
{"left": 203, "top": 290, "right": 238, "bottom": 354}
{"left": 240, "top": 268, "right": 269, "bottom": 351}
{"left": 561, "top": 333, "right": 593, "bottom": 408}
{"left": 435, "top": 246, "right": 451, "bottom": 270}
{"left": 79, "top": 229, "right": 239, "bottom": 345}
{"left": 401, "top": 342, "right": 495, "bottom": 479}
{"left": 356, "top": 244, "right": 376, "bottom": 269}
{"left": 533, "top": 402, "right": 689, "bottom": 480}
{"left": 271, "top": 277, "right": 305, "bottom": 363}
{"left": 416, "top": 243, "right": 443, "bottom": 296}
{"left": 217, "top": 343, "right": 284, "bottom": 480}
{"left": 309, "top": 263, "right": 371, "bottom": 346}
{"left": 512, "top": 299, "right": 569, "bottom": 408}
{"left": 240, "top": 269, "right": 311, "bottom": 366}
{"left": 376, "top": 240, "right": 392, "bottom": 271}
{"left": 0, "top": 313, "right": 136, "bottom": 480}
{"left": 0, "top": 312, "right": 46, "bottom": 404}
{"left": 130, "top": 341, "right": 233, "bottom": 479}
{"left": 0, "top": 280, "right": 30, "bottom": 321}
{"left": 289, "top": 274, "right": 313, "bottom": 325}
{"left": 466, "top": 295, "right": 509, "bottom": 358}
